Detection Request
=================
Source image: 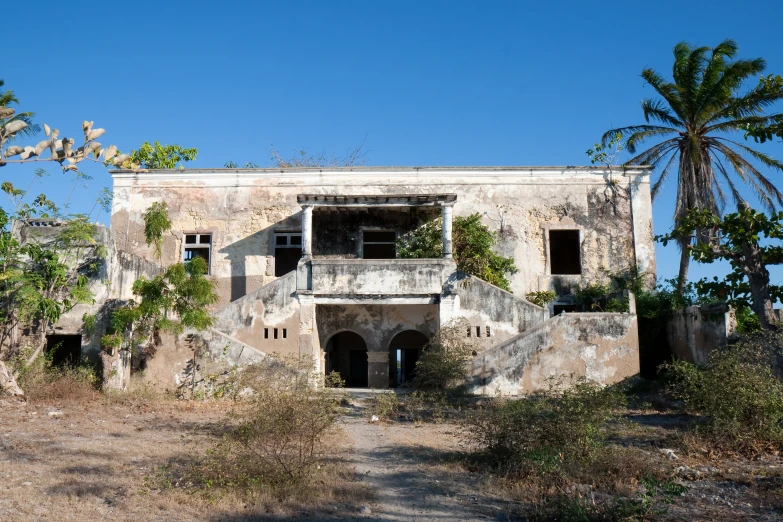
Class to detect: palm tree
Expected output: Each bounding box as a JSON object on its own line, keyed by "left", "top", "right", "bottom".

{"left": 0, "top": 79, "right": 39, "bottom": 142}
{"left": 603, "top": 40, "right": 783, "bottom": 294}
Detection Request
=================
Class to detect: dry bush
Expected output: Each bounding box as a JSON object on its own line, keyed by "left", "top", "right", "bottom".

{"left": 180, "top": 355, "right": 349, "bottom": 497}
{"left": 13, "top": 350, "right": 99, "bottom": 403}
{"left": 412, "top": 319, "right": 473, "bottom": 392}
{"left": 663, "top": 338, "right": 783, "bottom": 455}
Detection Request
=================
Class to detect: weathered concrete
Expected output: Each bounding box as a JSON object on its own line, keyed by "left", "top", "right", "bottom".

{"left": 469, "top": 313, "right": 640, "bottom": 396}
{"left": 110, "top": 167, "right": 655, "bottom": 306}
{"left": 446, "top": 273, "right": 549, "bottom": 348}
{"left": 308, "top": 259, "right": 456, "bottom": 296}
{"left": 211, "top": 271, "right": 300, "bottom": 355}
{"left": 666, "top": 304, "right": 737, "bottom": 365}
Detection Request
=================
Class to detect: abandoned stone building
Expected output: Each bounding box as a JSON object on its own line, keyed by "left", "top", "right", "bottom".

{"left": 53, "top": 165, "right": 650, "bottom": 395}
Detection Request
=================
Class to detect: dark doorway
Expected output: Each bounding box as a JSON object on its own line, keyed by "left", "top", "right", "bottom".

{"left": 325, "top": 331, "right": 368, "bottom": 387}
{"left": 45, "top": 334, "right": 82, "bottom": 367}
{"left": 389, "top": 330, "right": 429, "bottom": 387}
{"left": 549, "top": 229, "right": 581, "bottom": 275}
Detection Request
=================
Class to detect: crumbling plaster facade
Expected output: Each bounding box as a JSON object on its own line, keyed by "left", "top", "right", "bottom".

{"left": 106, "top": 166, "right": 655, "bottom": 392}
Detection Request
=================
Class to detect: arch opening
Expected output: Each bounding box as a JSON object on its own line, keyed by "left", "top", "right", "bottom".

{"left": 389, "top": 330, "right": 429, "bottom": 387}
{"left": 325, "top": 331, "right": 368, "bottom": 387}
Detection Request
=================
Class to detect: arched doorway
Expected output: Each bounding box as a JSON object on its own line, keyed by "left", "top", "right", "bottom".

{"left": 389, "top": 330, "right": 429, "bottom": 387}
{"left": 325, "top": 331, "right": 368, "bottom": 387}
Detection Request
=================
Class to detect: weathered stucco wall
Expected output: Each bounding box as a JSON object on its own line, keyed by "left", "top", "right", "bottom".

{"left": 469, "top": 313, "right": 640, "bottom": 396}
{"left": 666, "top": 303, "right": 736, "bottom": 365}
{"left": 446, "top": 273, "right": 549, "bottom": 347}
{"left": 110, "top": 167, "right": 655, "bottom": 306}
{"left": 211, "top": 271, "right": 300, "bottom": 356}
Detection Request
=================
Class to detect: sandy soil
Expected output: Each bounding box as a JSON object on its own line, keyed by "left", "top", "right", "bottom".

{"left": 2, "top": 393, "right": 782, "bottom": 521}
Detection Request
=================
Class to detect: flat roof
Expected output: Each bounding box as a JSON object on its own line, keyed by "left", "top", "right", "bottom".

{"left": 110, "top": 165, "right": 652, "bottom": 175}
{"left": 298, "top": 193, "right": 457, "bottom": 207}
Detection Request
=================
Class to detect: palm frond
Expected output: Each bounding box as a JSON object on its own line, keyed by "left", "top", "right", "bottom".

{"left": 601, "top": 125, "right": 677, "bottom": 153}
{"left": 712, "top": 141, "right": 781, "bottom": 211}
{"left": 625, "top": 139, "right": 679, "bottom": 166}
{"left": 650, "top": 148, "right": 679, "bottom": 199}
{"left": 641, "top": 99, "right": 683, "bottom": 127}
{"left": 641, "top": 68, "right": 684, "bottom": 118}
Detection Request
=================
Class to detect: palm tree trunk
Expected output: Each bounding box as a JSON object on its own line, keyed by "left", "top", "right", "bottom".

{"left": 676, "top": 236, "right": 691, "bottom": 297}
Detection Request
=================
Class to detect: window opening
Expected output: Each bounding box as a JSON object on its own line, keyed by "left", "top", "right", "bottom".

{"left": 274, "top": 328, "right": 279, "bottom": 340}
{"left": 183, "top": 233, "right": 212, "bottom": 274}
{"left": 283, "top": 328, "right": 287, "bottom": 339}
{"left": 275, "top": 232, "right": 302, "bottom": 276}
{"left": 549, "top": 230, "right": 581, "bottom": 275}
{"left": 475, "top": 326, "right": 481, "bottom": 337}
{"left": 362, "top": 230, "right": 396, "bottom": 259}
{"left": 486, "top": 326, "right": 491, "bottom": 337}
{"left": 264, "top": 328, "right": 269, "bottom": 339}
{"left": 553, "top": 304, "right": 579, "bottom": 315}
{"left": 466, "top": 326, "right": 471, "bottom": 338}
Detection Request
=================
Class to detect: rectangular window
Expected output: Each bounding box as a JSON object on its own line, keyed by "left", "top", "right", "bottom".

{"left": 275, "top": 233, "right": 302, "bottom": 277}
{"left": 183, "top": 233, "right": 211, "bottom": 274}
{"left": 362, "top": 230, "right": 396, "bottom": 259}
{"left": 486, "top": 326, "right": 491, "bottom": 337}
{"left": 549, "top": 230, "right": 581, "bottom": 275}
{"left": 274, "top": 328, "right": 278, "bottom": 340}
{"left": 475, "top": 326, "right": 481, "bottom": 337}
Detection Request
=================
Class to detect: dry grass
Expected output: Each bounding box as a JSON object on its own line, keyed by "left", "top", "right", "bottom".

{"left": 0, "top": 392, "right": 371, "bottom": 522}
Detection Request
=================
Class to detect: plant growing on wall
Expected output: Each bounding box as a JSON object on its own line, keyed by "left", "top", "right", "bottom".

{"left": 658, "top": 204, "right": 783, "bottom": 330}
{"left": 525, "top": 290, "right": 556, "bottom": 308}
{"left": 398, "top": 213, "right": 518, "bottom": 292}
{"left": 142, "top": 201, "right": 172, "bottom": 261}
{"left": 100, "top": 202, "right": 218, "bottom": 369}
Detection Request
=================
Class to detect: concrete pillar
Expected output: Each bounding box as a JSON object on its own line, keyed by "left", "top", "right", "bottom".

{"left": 367, "top": 351, "right": 389, "bottom": 389}
{"left": 297, "top": 293, "right": 319, "bottom": 373}
{"left": 301, "top": 205, "right": 313, "bottom": 257}
{"left": 442, "top": 204, "right": 454, "bottom": 258}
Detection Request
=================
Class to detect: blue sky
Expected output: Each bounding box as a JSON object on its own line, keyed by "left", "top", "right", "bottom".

{"left": 3, "top": 0, "right": 783, "bottom": 285}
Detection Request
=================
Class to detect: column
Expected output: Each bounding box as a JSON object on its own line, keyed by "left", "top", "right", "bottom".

{"left": 441, "top": 204, "right": 454, "bottom": 258}
{"left": 301, "top": 205, "right": 313, "bottom": 257}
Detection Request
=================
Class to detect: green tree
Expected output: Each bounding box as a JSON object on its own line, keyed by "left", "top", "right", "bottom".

{"left": 101, "top": 202, "right": 217, "bottom": 369}
{"left": 658, "top": 204, "right": 783, "bottom": 329}
{"left": 128, "top": 141, "right": 198, "bottom": 169}
{"left": 603, "top": 40, "right": 783, "bottom": 295}
{"left": 397, "top": 213, "right": 517, "bottom": 291}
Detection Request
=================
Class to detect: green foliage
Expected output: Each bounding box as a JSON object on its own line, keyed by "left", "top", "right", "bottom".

{"left": 141, "top": 201, "right": 172, "bottom": 260}
{"left": 663, "top": 339, "right": 783, "bottom": 452}
{"left": 101, "top": 257, "right": 218, "bottom": 365}
{"left": 128, "top": 141, "right": 197, "bottom": 169}
{"left": 411, "top": 320, "right": 474, "bottom": 392}
{"left": 744, "top": 75, "right": 783, "bottom": 143}
{"left": 526, "top": 290, "right": 556, "bottom": 308}
{"left": 575, "top": 283, "right": 611, "bottom": 311}
{"left": 658, "top": 206, "right": 783, "bottom": 327}
{"left": 223, "top": 160, "right": 260, "bottom": 168}
{"left": 586, "top": 132, "right": 624, "bottom": 167}
{"left": 398, "top": 213, "right": 518, "bottom": 291}
{"left": 368, "top": 391, "right": 401, "bottom": 420}
{"left": 185, "top": 355, "right": 345, "bottom": 492}
{"left": 735, "top": 305, "right": 762, "bottom": 333}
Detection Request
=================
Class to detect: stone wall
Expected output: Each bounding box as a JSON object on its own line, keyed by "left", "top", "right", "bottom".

{"left": 665, "top": 303, "right": 736, "bottom": 365}
{"left": 469, "top": 313, "right": 640, "bottom": 396}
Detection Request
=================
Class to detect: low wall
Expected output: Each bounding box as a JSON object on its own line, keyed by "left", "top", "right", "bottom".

{"left": 665, "top": 303, "right": 736, "bottom": 365}
{"left": 447, "top": 273, "right": 549, "bottom": 348}
{"left": 469, "top": 313, "right": 639, "bottom": 396}
{"left": 308, "top": 258, "right": 455, "bottom": 296}
{"left": 211, "top": 271, "right": 300, "bottom": 355}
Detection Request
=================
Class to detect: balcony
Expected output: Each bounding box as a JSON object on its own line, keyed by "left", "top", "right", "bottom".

{"left": 300, "top": 258, "right": 456, "bottom": 300}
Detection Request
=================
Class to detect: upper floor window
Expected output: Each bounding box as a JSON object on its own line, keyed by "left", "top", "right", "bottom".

{"left": 362, "top": 230, "right": 396, "bottom": 259}
{"left": 183, "top": 233, "right": 211, "bottom": 274}
{"left": 275, "top": 232, "right": 301, "bottom": 276}
{"left": 548, "top": 229, "right": 581, "bottom": 275}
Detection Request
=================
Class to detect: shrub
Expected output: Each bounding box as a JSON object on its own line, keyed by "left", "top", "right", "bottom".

{"left": 368, "top": 391, "right": 401, "bottom": 420}
{"left": 412, "top": 320, "right": 473, "bottom": 392}
{"left": 663, "top": 339, "right": 783, "bottom": 452}
{"left": 187, "top": 355, "right": 346, "bottom": 493}
{"left": 13, "top": 347, "right": 99, "bottom": 403}
{"left": 464, "top": 380, "right": 626, "bottom": 477}
{"left": 526, "top": 290, "right": 556, "bottom": 308}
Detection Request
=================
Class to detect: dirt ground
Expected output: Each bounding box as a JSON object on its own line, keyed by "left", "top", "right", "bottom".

{"left": 2, "top": 393, "right": 783, "bottom": 521}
